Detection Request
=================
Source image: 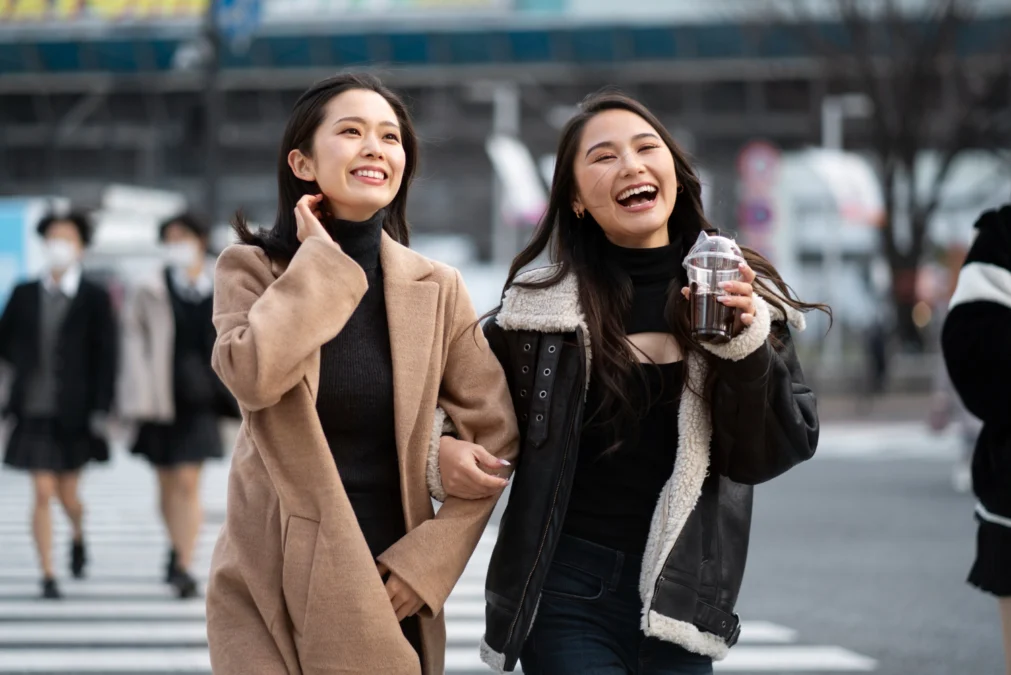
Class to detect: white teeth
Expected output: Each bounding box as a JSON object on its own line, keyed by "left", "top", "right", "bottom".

{"left": 617, "top": 184, "right": 658, "bottom": 201}
{"left": 353, "top": 169, "right": 386, "bottom": 180}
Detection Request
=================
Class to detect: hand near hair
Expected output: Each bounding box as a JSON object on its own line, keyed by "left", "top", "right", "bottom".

{"left": 681, "top": 262, "right": 758, "bottom": 336}
{"left": 293, "top": 194, "right": 330, "bottom": 243}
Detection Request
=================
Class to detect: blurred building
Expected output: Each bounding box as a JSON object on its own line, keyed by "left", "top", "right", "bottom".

{"left": 0, "top": 0, "right": 1008, "bottom": 266}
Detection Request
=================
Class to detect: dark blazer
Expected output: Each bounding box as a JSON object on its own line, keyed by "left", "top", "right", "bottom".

{"left": 0, "top": 278, "right": 118, "bottom": 437}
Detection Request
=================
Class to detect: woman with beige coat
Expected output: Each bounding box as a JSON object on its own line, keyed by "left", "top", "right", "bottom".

{"left": 117, "top": 213, "right": 239, "bottom": 599}
{"left": 205, "top": 72, "right": 518, "bottom": 675}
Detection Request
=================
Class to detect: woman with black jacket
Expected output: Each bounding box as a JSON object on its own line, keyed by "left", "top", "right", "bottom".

{"left": 118, "top": 213, "right": 239, "bottom": 599}
{"left": 0, "top": 212, "right": 117, "bottom": 599}
{"left": 432, "top": 92, "right": 825, "bottom": 674}
{"left": 941, "top": 203, "right": 1011, "bottom": 675}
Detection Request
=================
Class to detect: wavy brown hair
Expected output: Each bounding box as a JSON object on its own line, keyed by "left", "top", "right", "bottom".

{"left": 232, "top": 72, "right": 418, "bottom": 261}
{"left": 498, "top": 90, "right": 830, "bottom": 449}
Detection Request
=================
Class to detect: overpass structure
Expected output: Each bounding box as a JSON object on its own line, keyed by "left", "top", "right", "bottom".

{"left": 0, "top": 0, "right": 1008, "bottom": 256}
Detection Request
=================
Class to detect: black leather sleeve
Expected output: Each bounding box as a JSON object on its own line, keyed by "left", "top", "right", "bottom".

{"left": 709, "top": 322, "right": 819, "bottom": 485}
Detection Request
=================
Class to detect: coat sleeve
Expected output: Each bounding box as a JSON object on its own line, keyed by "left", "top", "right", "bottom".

{"left": 90, "top": 285, "right": 118, "bottom": 414}
{"left": 211, "top": 240, "right": 368, "bottom": 411}
{"left": 941, "top": 205, "right": 1011, "bottom": 424}
{"left": 704, "top": 295, "right": 819, "bottom": 485}
{"left": 377, "top": 271, "right": 519, "bottom": 618}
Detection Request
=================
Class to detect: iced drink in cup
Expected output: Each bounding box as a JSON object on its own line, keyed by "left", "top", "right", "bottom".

{"left": 682, "top": 231, "right": 745, "bottom": 344}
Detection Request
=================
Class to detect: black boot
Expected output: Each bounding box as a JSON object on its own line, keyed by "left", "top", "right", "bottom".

{"left": 70, "top": 540, "right": 86, "bottom": 579}
{"left": 171, "top": 570, "right": 199, "bottom": 599}
{"left": 41, "top": 577, "right": 61, "bottom": 600}
{"left": 165, "top": 548, "right": 178, "bottom": 584}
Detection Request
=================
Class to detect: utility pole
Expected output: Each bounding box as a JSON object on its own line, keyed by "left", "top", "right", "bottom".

{"left": 202, "top": 3, "right": 222, "bottom": 222}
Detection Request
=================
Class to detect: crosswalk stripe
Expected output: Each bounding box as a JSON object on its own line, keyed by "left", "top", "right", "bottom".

{"left": 0, "top": 622, "right": 208, "bottom": 645}
{"left": 0, "top": 601, "right": 206, "bottom": 620}
{"left": 0, "top": 649, "right": 211, "bottom": 672}
{"left": 717, "top": 646, "right": 878, "bottom": 671}
{"left": 0, "top": 457, "right": 879, "bottom": 674}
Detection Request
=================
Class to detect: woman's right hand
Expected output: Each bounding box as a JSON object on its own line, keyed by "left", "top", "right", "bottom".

{"left": 294, "top": 194, "right": 330, "bottom": 243}
{"left": 439, "top": 436, "right": 511, "bottom": 500}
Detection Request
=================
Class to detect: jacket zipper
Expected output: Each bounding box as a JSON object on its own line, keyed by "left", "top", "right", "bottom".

{"left": 503, "top": 329, "right": 587, "bottom": 651}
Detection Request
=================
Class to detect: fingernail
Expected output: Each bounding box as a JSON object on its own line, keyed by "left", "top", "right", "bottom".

{"left": 499, "top": 459, "right": 511, "bottom": 466}
{"left": 718, "top": 281, "right": 730, "bottom": 289}
{"left": 717, "top": 295, "right": 730, "bottom": 303}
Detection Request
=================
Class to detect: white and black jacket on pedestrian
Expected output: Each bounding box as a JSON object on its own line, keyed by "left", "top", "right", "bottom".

{"left": 942, "top": 204, "right": 1011, "bottom": 533}
{"left": 427, "top": 266, "right": 819, "bottom": 672}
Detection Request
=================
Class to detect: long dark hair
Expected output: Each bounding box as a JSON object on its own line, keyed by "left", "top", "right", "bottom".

{"left": 233, "top": 73, "right": 418, "bottom": 260}
{"left": 500, "top": 90, "right": 830, "bottom": 448}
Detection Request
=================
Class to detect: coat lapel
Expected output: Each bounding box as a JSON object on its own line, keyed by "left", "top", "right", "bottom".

{"left": 380, "top": 233, "right": 438, "bottom": 480}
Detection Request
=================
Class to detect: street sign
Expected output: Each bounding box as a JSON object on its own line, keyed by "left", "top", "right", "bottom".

{"left": 737, "top": 140, "right": 781, "bottom": 189}
{"left": 214, "top": 0, "right": 262, "bottom": 54}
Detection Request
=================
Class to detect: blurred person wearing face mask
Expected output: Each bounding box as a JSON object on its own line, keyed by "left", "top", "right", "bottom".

{"left": 0, "top": 211, "right": 118, "bottom": 600}
{"left": 117, "top": 213, "right": 238, "bottom": 599}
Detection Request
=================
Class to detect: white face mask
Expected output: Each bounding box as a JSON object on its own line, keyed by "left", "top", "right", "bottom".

{"left": 163, "top": 241, "right": 201, "bottom": 269}
{"left": 44, "top": 239, "right": 79, "bottom": 272}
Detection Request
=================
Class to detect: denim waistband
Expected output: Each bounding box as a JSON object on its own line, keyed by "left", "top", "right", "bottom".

{"left": 552, "top": 533, "right": 643, "bottom": 592}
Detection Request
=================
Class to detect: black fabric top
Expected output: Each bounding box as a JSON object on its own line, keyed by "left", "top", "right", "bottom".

{"left": 563, "top": 360, "right": 684, "bottom": 553}
{"left": 605, "top": 238, "right": 683, "bottom": 335}
{"left": 563, "top": 239, "right": 685, "bottom": 553}
{"left": 314, "top": 210, "right": 406, "bottom": 559}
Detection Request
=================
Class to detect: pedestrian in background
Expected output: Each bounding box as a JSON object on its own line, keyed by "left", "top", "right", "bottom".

{"left": 117, "top": 213, "right": 239, "bottom": 599}
{"left": 437, "top": 91, "right": 826, "bottom": 675}
{"left": 204, "top": 73, "right": 517, "bottom": 675}
{"left": 941, "top": 203, "right": 1011, "bottom": 675}
{"left": 0, "top": 211, "right": 117, "bottom": 599}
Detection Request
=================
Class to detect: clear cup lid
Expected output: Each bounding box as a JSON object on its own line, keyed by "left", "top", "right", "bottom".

{"left": 682, "top": 231, "right": 744, "bottom": 268}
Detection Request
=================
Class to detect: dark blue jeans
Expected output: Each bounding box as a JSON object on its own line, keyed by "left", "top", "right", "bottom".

{"left": 521, "top": 534, "right": 714, "bottom": 675}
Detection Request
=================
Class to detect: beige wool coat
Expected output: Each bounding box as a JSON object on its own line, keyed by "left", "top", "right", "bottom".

{"left": 115, "top": 270, "right": 178, "bottom": 423}
{"left": 205, "top": 233, "right": 519, "bottom": 675}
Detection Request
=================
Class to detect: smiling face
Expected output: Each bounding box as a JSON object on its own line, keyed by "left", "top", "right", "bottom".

{"left": 287, "top": 88, "right": 407, "bottom": 223}
{"left": 571, "top": 108, "right": 679, "bottom": 249}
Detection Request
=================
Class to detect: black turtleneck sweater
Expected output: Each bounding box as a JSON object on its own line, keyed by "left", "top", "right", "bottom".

{"left": 562, "top": 239, "right": 685, "bottom": 554}
{"left": 314, "top": 211, "right": 405, "bottom": 561}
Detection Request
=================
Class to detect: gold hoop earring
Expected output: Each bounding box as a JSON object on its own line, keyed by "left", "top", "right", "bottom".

{"left": 575, "top": 209, "right": 585, "bottom": 220}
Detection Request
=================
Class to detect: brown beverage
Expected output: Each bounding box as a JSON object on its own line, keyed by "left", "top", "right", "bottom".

{"left": 690, "top": 285, "right": 737, "bottom": 343}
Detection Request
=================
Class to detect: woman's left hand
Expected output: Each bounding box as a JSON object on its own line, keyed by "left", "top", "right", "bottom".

{"left": 377, "top": 563, "right": 426, "bottom": 621}
{"left": 681, "top": 262, "right": 757, "bottom": 336}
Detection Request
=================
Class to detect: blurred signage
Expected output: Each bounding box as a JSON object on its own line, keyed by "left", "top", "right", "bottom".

{"left": 0, "top": 0, "right": 209, "bottom": 22}
{"left": 737, "top": 140, "right": 782, "bottom": 261}
{"left": 260, "top": 0, "right": 509, "bottom": 21}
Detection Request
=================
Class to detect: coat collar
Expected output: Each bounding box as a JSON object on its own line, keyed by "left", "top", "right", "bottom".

{"left": 41, "top": 264, "right": 82, "bottom": 298}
